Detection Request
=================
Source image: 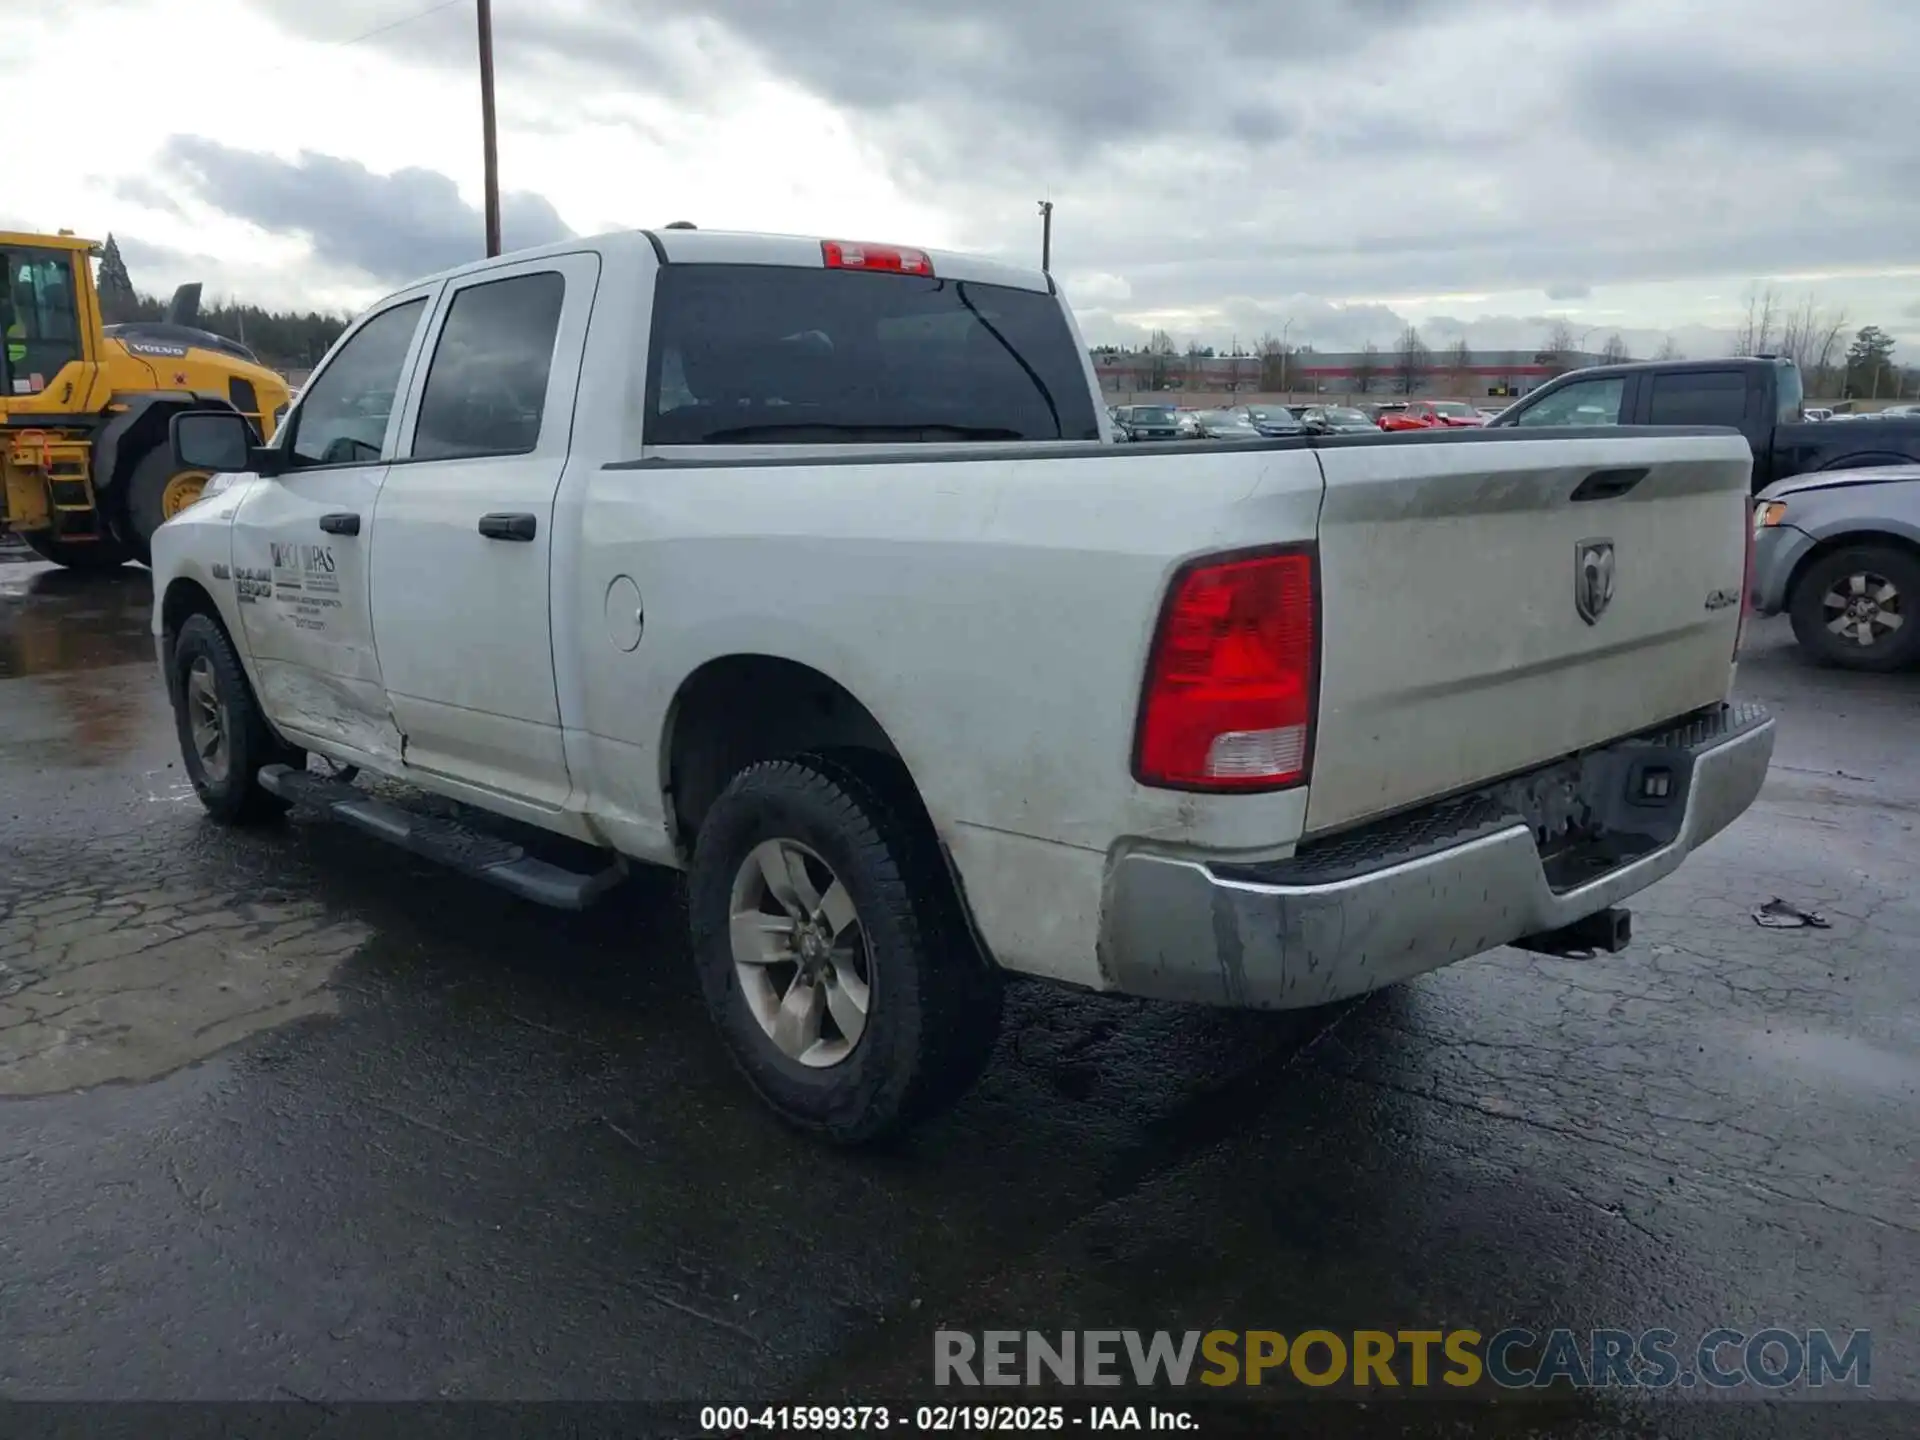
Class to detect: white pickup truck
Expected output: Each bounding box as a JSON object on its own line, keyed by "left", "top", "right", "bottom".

{"left": 153, "top": 227, "right": 1775, "bottom": 1141}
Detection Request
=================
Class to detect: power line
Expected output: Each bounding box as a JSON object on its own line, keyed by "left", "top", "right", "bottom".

{"left": 333, "top": 0, "right": 466, "bottom": 48}
{"left": 233, "top": 0, "right": 471, "bottom": 94}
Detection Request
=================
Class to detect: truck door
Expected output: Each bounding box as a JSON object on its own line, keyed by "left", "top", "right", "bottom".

{"left": 368, "top": 251, "right": 599, "bottom": 812}
{"left": 230, "top": 289, "right": 434, "bottom": 765}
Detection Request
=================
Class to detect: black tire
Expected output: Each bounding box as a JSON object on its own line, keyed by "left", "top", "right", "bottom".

{"left": 688, "top": 752, "right": 1003, "bottom": 1145}
{"left": 168, "top": 613, "right": 295, "bottom": 824}
{"left": 1788, "top": 544, "right": 1920, "bottom": 672}
{"left": 19, "top": 529, "right": 131, "bottom": 571}
{"left": 123, "top": 442, "right": 208, "bottom": 566}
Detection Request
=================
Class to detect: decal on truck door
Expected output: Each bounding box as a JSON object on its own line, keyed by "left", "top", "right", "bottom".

{"left": 269, "top": 539, "right": 341, "bottom": 632}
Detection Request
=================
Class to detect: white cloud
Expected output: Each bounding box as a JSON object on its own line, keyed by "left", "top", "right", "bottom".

{"left": 10, "top": 0, "right": 1918, "bottom": 362}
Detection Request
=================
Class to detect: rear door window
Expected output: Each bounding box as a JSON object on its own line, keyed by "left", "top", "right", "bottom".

{"left": 644, "top": 265, "right": 1100, "bottom": 444}
{"left": 412, "top": 272, "right": 566, "bottom": 460}
{"left": 1647, "top": 371, "right": 1749, "bottom": 427}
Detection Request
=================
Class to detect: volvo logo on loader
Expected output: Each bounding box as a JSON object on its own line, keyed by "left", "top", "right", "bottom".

{"left": 1575, "top": 539, "right": 1616, "bottom": 625}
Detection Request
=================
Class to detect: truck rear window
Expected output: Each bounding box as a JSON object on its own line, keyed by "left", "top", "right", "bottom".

{"left": 644, "top": 265, "right": 1100, "bottom": 444}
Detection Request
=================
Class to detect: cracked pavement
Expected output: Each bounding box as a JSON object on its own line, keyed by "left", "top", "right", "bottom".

{"left": 0, "top": 557, "right": 1914, "bottom": 1433}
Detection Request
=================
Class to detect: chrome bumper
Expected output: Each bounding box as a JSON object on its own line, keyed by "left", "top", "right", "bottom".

{"left": 1100, "top": 704, "right": 1775, "bottom": 1010}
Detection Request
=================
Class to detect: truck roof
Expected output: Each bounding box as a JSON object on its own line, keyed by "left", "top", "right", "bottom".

{"left": 398, "top": 227, "right": 1055, "bottom": 302}
{"left": 1550, "top": 354, "right": 1798, "bottom": 384}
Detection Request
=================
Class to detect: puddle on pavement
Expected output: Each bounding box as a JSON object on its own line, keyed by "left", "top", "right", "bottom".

{"left": 0, "top": 876, "right": 367, "bottom": 1097}
{"left": 0, "top": 565, "right": 155, "bottom": 680}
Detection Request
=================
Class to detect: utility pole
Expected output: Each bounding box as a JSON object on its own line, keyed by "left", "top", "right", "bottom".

{"left": 1280, "top": 317, "right": 1294, "bottom": 397}
{"left": 1038, "top": 200, "right": 1053, "bottom": 274}
{"left": 477, "top": 0, "right": 502, "bottom": 257}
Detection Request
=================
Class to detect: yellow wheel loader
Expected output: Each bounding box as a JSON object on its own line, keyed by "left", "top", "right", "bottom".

{"left": 2, "top": 230, "right": 292, "bottom": 569}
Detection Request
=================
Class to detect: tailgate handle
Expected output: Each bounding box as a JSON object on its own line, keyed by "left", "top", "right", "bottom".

{"left": 1570, "top": 467, "right": 1649, "bottom": 502}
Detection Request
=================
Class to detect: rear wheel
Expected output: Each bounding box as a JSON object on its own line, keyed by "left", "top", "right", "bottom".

{"left": 688, "top": 752, "right": 1003, "bottom": 1144}
{"left": 1788, "top": 544, "right": 1920, "bottom": 671}
{"left": 124, "top": 443, "right": 213, "bottom": 565}
{"left": 19, "top": 529, "right": 131, "bottom": 571}
{"left": 169, "top": 613, "right": 294, "bottom": 824}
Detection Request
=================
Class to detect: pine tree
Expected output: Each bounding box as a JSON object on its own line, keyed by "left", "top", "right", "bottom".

{"left": 1843, "top": 326, "right": 1897, "bottom": 399}
{"left": 96, "top": 235, "right": 140, "bottom": 323}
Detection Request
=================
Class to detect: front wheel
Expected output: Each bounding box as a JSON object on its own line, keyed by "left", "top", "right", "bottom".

{"left": 688, "top": 753, "right": 1003, "bottom": 1145}
{"left": 1788, "top": 544, "right": 1920, "bottom": 671}
{"left": 169, "top": 613, "right": 294, "bottom": 824}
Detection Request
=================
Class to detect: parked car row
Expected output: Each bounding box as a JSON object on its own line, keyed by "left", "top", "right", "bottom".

{"left": 1107, "top": 400, "right": 1464, "bottom": 440}
{"left": 1814, "top": 404, "right": 1920, "bottom": 422}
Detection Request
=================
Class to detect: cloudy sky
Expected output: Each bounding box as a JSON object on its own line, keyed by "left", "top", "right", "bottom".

{"left": 12, "top": 0, "right": 1919, "bottom": 361}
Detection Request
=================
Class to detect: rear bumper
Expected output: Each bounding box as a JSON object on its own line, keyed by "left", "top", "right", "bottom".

{"left": 1099, "top": 703, "right": 1775, "bottom": 1009}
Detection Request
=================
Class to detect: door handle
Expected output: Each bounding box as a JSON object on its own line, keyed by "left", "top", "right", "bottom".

{"left": 478, "top": 512, "right": 538, "bottom": 542}
{"left": 318, "top": 512, "right": 361, "bottom": 536}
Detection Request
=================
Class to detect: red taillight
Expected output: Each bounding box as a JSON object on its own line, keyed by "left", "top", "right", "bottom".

{"left": 821, "top": 240, "right": 934, "bottom": 276}
{"left": 1134, "top": 549, "right": 1318, "bottom": 791}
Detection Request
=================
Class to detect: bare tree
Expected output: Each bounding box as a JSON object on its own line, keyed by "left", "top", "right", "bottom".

{"left": 1654, "top": 334, "right": 1683, "bottom": 362}
{"left": 1256, "top": 332, "right": 1292, "bottom": 393}
{"left": 1778, "top": 295, "right": 1850, "bottom": 396}
{"left": 1393, "top": 325, "right": 1431, "bottom": 395}
{"left": 1224, "top": 343, "right": 1250, "bottom": 394}
{"left": 1351, "top": 342, "right": 1381, "bottom": 396}
{"left": 1145, "top": 328, "right": 1177, "bottom": 391}
{"left": 1598, "top": 333, "right": 1631, "bottom": 365}
{"left": 1541, "top": 320, "right": 1578, "bottom": 377}
{"left": 1445, "top": 338, "right": 1475, "bottom": 395}
{"left": 1731, "top": 284, "right": 1782, "bottom": 356}
{"left": 1184, "top": 340, "right": 1207, "bottom": 391}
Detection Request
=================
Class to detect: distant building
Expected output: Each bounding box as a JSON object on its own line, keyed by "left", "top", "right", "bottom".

{"left": 1092, "top": 348, "right": 1609, "bottom": 397}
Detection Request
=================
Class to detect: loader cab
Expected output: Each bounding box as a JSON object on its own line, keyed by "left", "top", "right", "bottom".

{"left": 1, "top": 244, "right": 86, "bottom": 398}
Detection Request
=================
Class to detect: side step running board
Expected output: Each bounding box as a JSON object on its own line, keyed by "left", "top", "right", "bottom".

{"left": 257, "top": 764, "right": 625, "bottom": 911}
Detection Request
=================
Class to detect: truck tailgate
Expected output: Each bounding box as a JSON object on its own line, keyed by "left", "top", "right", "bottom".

{"left": 1306, "top": 431, "right": 1753, "bottom": 834}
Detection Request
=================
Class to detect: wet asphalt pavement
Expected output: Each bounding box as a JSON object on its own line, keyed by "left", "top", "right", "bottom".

{"left": 0, "top": 554, "right": 1915, "bottom": 1434}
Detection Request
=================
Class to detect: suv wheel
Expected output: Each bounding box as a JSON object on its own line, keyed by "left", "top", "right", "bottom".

{"left": 1789, "top": 544, "right": 1920, "bottom": 671}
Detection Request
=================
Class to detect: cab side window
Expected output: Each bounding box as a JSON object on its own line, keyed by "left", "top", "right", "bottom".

{"left": 1647, "top": 371, "right": 1748, "bottom": 427}
{"left": 412, "top": 273, "right": 565, "bottom": 460}
{"left": 1512, "top": 376, "right": 1626, "bottom": 427}
{"left": 286, "top": 299, "right": 427, "bottom": 468}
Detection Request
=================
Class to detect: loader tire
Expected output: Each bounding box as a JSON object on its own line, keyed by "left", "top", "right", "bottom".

{"left": 124, "top": 444, "right": 214, "bottom": 565}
